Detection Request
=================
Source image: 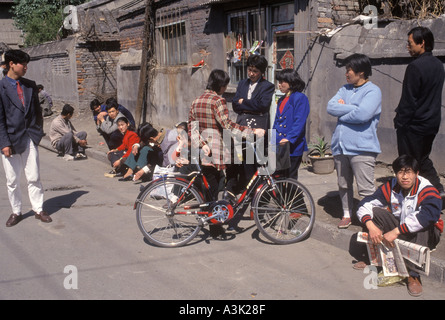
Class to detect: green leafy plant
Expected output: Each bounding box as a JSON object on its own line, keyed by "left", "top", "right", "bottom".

{"left": 11, "top": 0, "right": 87, "bottom": 47}
{"left": 308, "top": 136, "right": 331, "bottom": 158}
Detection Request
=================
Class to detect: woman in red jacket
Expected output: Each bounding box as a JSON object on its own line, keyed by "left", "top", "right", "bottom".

{"left": 106, "top": 117, "right": 140, "bottom": 176}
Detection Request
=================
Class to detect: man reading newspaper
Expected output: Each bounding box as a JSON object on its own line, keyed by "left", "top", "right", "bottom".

{"left": 355, "top": 155, "right": 442, "bottom": 296}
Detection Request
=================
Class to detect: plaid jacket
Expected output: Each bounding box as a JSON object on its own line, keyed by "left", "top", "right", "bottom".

{"left": 188, "top": 90, "right": 254, "bottom": 170}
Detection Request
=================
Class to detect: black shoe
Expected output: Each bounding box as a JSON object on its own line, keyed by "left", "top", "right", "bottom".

{"left": 118, "top": 175, "right": 133, "bottom": 181}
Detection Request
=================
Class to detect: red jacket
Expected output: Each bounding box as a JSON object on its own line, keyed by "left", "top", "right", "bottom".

{"left": 117, "top": 130, "right": 140, "bottom": 159}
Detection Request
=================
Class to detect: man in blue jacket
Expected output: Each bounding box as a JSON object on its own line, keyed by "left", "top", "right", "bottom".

{"left": 0, "top": 50, "right": 52, "bottom": 227}
{"left": 394, "top": 26, "right": 445, "bottom": 197}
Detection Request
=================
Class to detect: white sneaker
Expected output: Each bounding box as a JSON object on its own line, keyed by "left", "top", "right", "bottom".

{"left": 75, "top": 153, "right": 87, "bottom": 159}
{"left": 63, "top": 154, "right": 74, "bottom": 161}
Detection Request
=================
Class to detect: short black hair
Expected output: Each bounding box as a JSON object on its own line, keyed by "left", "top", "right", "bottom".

{"left": 90, "top": 99, "right": 101, "bottom": 111}
{"left": 392, "top": 154, "right": 420, "bottom": 174}
{"left": 116, "top": 117, "right": 129, "bottom": 125}
{"left": 106, "top": 97, "right": 118, "bottom": 106}
{"left": 408, "top": 26, "right": 434, "bottom": 52}
{"left": 345, "top": 53, "right": 372, "bottom": 79}
{"left": 137, "top": 122, "right": 158, "bottom": 144}
{"left": 4, "top": 50, "right": 30, "bottom": 70}
{"left": 206, "top": 69, "right": 230, "bottom": 92}
{"left": 276, "top": 69, "right": 306, "bottom": 93}
{"left": 61, "top": 104, "right": 74, "bottom": 116}
{"left": 247, "top": 55, "right": 268, "bottom": 74}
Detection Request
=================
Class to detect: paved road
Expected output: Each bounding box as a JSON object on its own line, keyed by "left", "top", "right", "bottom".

{"left": 1, "top": 147, "right": 445, "bottom": 302}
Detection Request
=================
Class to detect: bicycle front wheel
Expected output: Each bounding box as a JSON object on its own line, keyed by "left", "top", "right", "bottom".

{"left": 135, "top": 178, "right": 204, "bottom": 248}
{"left": 252, "top": 178, "right": 315, "bottom": 244}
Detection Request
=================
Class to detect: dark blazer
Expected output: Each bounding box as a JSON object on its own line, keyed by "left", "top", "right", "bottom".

{"left": 394, "top": 52, "right": 445, "bottom": 135}
{"left": 0, "top": 76, "right": 44, "bottom": 154}
{"left": 232, "top": 77, "right": 275, "bottom": 129}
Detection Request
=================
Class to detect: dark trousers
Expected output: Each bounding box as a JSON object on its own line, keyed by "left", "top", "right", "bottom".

{"left": 396, "top": 128, "right": 443, "bottom": 192}
{"left": 108, "top": 150, "right": 127, "bottom": 174}
{"left": 275, "top": 156, "right": 302, "bottom": 180}
{"left": 101, "top": 130, "right": 123, "bottom": 150}
{"left": 201, "top": 165, "right": 222, "bottom": 201}
{"left": 357, "top": 207, "right": 441, "bottom": 275}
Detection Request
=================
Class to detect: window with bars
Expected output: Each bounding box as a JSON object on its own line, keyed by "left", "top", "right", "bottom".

{"left": 226, "top": 8, "right": 266, "bottom": 85}
{"left": 157, "top": 18, "right": 187, "bottom": 66}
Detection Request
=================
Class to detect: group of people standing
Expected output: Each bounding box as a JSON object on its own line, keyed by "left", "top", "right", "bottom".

{"left": 0, "top": 26, "right": 443, "bottom": 297}
{"left": 189, "top": 26, "right": 443, "bottom": 296}
{"left": 188, "top": 55, "right": 310, "bottom": 233}
{"left": 327, "top": 26, "right": 444, "bottom": 296}
{"left": 330, "top": 27, "right": 444, "bottom": 231}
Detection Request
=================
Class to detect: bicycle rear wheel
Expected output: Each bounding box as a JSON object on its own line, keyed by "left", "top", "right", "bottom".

{"left": 252, "top": 178, "right": 315, "bottom": 244}
{"left": 135, "top": 178, "right": 204, "bottom": 247}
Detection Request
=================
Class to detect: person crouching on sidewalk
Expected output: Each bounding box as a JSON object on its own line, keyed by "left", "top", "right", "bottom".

{"left": 354, "top": 154, "right": 442, "bottom": 297}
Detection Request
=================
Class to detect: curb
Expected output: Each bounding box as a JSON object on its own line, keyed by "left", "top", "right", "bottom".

{"left": 310, "top": 216, "right": 445, "bottom": 284}
{"left": 39, "top": 137, "right": 445, "bottom": 284}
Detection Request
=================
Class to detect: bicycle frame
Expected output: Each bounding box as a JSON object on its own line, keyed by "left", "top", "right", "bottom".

{"left": 135, "top": 140, "right": 281, "bottom": 225}
{"left": 134, "top": 140, "right": 316, "bottom": 247}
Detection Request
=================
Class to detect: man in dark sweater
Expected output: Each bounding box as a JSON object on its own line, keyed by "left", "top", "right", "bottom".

{"left": 394, "top": 26, "right": 445, "bottom": 196}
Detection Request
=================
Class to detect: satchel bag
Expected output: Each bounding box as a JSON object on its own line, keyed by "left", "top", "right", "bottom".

{"left": 275, "top": 141, "right": 291, "bottom": 171}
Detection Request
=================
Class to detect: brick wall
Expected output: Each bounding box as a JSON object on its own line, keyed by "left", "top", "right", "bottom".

{"left": 119, "top": 9, "right": 145, "bottom": 52}
{"left": 75, "top": 41, "right": 121, "bottom": 110}
{"left": 317, "top": 0, "right": 361, "bottom": 29}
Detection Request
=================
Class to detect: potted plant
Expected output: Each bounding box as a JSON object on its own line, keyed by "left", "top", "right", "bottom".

{"left": 308, "top": 136, "right": 335, "bottom": 174}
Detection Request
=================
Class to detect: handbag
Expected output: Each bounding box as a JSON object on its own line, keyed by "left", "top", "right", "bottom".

{"left": 275, "top": 141, "right": 291, "bottom": 171}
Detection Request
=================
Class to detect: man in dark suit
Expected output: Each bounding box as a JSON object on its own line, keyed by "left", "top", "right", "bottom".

{"left": 224, "top": 55, "right": 274, "bottom": 220}
{"left": 0, "top": 49, "right": 52, "bottom": 227}
{"left": 232, "top": 55, "right": 275, "bottom": 130}
{"left": 394, "top": 27, "right": 445, "bottom": 197}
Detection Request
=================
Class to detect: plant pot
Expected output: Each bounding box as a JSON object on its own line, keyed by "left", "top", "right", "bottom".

{"left": 308, "top": 154, "right": 335, "bottom": 174}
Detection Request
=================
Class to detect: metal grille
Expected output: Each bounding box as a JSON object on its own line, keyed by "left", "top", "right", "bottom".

{"left": 157, "top": 7, "right": 187, "bottom": 66}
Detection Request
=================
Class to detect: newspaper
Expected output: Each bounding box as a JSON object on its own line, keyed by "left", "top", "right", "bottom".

{"left": 396, "top": 238, "right": 431, "bottom": 276}
{"left": 357, "top": 232, "right": 432, "bottom": 277}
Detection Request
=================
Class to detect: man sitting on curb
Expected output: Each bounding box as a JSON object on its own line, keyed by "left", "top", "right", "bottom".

{"left": 96, "top": 100, "right": 127, "bottom": 150}
{"left": 49, "top": 104, "right": 88, "bottom": 161}
{"left": 354, "top": 154, "right": 442, "bottom": 297}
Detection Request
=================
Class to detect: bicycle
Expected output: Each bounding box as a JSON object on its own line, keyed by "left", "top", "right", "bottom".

{"left": 134, "top": 141, "right": 316, "bottom": 248}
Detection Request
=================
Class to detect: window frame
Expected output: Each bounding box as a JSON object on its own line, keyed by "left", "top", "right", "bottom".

{"left": 156, "top": 12, "right": 188, "bottom": 67}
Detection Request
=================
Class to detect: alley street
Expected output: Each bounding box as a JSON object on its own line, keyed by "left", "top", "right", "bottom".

{"left": 1, "top": 147, "right": 445, "bottom": 303}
